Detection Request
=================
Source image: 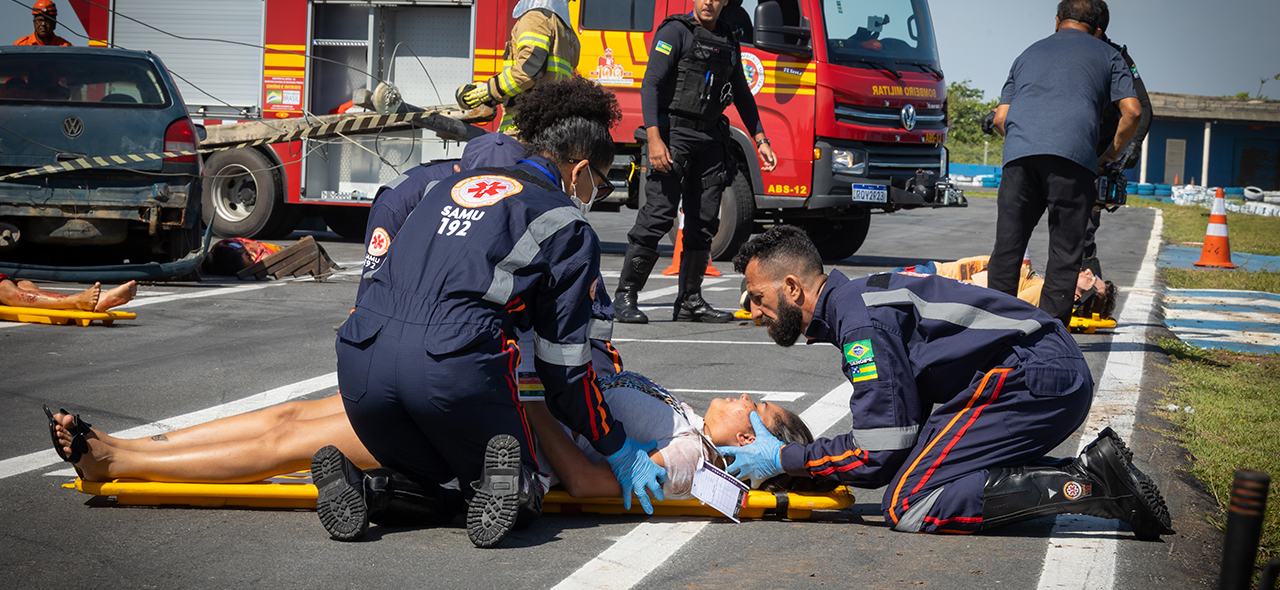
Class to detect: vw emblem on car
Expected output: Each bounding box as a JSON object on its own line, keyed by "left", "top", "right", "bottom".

{"left": 900, "top": 104, "right": 917, "bottom": 131}
{"left": 61, "top": 117, "right": 83, "bottom": 138}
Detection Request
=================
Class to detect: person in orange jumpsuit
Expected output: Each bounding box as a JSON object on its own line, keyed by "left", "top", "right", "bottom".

{"left": 13, "top": 0, "right": 73, "bottom": 47}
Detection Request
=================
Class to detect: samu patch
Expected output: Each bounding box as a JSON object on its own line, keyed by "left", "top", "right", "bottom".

{"left": 367, "top": 227, "right": 390, "bottom": 257}
{"left": 451, "top": 175, "right": 523, "bottom": 208}
{"left": 844, "top": 339, "right": 878, "bottom": 382}
{"left": 655, "top": 41, "right": 673, "bottom": 55}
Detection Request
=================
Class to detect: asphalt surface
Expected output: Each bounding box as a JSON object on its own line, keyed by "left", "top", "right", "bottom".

{"left": 0, "top": 197, "right": 1220, "bottom": 589}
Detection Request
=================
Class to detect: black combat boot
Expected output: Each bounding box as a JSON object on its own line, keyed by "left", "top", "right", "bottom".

{"left": 312, "top": 445, "right": 371, "bottom": 541}
{"left": 979, "top": 428, "right": 1172, "bottom": 540}
{"left": 467, "top": 434, "right": 547, "bottom": 548}
{"left": 673, "top": 249, "right": 734, "bottom": 323}
{"left": 364, "top": 468, "right": 465, "bottom": 528}
{"left": 615, "top": 244, "right": 659, "bottom": 324}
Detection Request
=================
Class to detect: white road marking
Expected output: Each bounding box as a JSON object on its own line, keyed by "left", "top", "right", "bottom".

{"left": 798, "top": 381, "right": 854, "bottom": 437}
{"left": 666, "top": 388, "right": 807, "bottom": 402}
{"left": 1, "top": 373, "right": 337, "bottom": 481}
{"left": 117, "top": 283, "right": 284, "bottom": 309}
{"left": 612, "top": 338, "right": 778, "bottom": 345}
{"left": 550, "top": 520, "right": 710, "bottom": 590}
{"left": 637, "top": 278, "right": 729, "bottom": 302}
{"left": 1035, "top": 210, "right": 1164, "bottom": 590}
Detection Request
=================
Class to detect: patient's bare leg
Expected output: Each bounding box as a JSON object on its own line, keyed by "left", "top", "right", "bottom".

{"left": 0, "top": 280, "right": 98, "bottom": 310}
{"left": 94, "top": 281, "right": 136, "bottom": 312}
{"left": 58, "top": 410, "right": 378, "bottom": 483}
{"left": 53, "top": 395, "right": 347, "bottom": 452}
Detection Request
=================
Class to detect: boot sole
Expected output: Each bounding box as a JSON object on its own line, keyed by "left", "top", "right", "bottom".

{"left": 312, "top": 445, "right": 369, "bottom": 541}
{"left": 467, "top": 434, "right": 522, "bottom": 548}
{"left": 1096, "top": 428, "right": 1172, "bottom": 540}
{"left": 674, "top": 310, "right": 734, "bottom": 323}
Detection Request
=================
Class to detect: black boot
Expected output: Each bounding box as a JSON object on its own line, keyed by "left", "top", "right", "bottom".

{"left": 615, "top": 244, "right": 659, "bottom": 324}
{"left": 673, "top": 249, "right": 733, "bottom": 323}
{"left": 979, "top": 428, "right": 1172, "bottom": 540}
{"left": 312, "top": 445, "right": 370, "bottom": 541}
{"left": 467, "top": 434, "right": 546, "bottom": 548}
{"left": 364, "top": 468, "right": 465, "bottom": 528}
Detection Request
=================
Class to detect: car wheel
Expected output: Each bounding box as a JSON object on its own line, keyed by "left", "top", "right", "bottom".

{"left": 322, "top": 206, "right": 370, "bottom": 241}
{"left": 799, "top": 215, "right": 871, "bottom": 262}
{"left": 202, "top": 148, "right": 292, "bottom": 239}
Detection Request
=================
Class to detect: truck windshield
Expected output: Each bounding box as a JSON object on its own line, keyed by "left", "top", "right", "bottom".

{"left": 0, "top": 53, "right": 169, "bottom": 106}
{"left": 820, "top": 0, "right": 940, "bottom": 74}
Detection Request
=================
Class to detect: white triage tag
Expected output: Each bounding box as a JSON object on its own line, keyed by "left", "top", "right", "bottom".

{"left": 690, "top": 460, "right": 749, "bottom": 522}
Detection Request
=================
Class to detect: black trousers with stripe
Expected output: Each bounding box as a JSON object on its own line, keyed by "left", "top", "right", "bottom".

{"left": 881, "top": 324, "right": 1093, "bottom": 534}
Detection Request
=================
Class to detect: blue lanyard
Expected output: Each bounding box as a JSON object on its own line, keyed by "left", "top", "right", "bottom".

{"left": 519, "top": 158, "right": 559, "bottom": 187}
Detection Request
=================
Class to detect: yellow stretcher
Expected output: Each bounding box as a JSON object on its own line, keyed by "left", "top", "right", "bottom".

{"left": 0, "top": 305, "right": 136, "bottom": 327}
{"left": 65, "top": 474, "right": 855, "bottom": 520}
{"left": 1069, "top": 313, "right": 1116, "bottom": 334}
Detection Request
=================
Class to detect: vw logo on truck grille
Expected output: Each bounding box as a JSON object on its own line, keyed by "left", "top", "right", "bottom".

{"left": 61, "top": 117, "right": 83, "bottom": 138}
{"left": 900, "top": 104, "right": 917, "bottom": 131}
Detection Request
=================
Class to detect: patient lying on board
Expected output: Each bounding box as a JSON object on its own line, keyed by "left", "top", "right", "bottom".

{"left": 0, "top": 273, "right": 135, "bottom": 312}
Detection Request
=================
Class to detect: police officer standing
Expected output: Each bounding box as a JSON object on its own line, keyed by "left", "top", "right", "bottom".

{"left": 723, "top": 226, "right": 1172, "bottom": 540}
{"left": 455, "top": 0, "right": 578, "bottom": 137}
{"left": 616, "top": 0, "right": 777, "bottom": 324}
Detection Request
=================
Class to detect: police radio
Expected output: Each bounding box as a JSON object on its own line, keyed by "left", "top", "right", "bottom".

{"left": 1094, "top": 163, "right": 1128, "bottom": 212}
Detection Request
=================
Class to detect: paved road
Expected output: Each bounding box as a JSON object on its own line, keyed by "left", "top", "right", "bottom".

{"left": 0, "top": 197, "right": 1218, "bottom": 588}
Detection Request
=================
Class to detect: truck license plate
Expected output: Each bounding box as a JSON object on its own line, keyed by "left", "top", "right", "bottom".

{"left": 851, "top": 184, "right": 888, "bottom": 204}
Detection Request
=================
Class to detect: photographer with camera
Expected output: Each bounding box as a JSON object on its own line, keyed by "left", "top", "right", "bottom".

{"left": 987, "top": 0, "right": 1140, "bottom": 327}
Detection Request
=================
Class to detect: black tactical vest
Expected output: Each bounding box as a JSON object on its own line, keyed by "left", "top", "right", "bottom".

{"left": 665, "top": 14, "right": 738, "bottom": 124}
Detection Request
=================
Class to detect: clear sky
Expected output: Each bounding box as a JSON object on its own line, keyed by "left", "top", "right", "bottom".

{"left": 1, "top": 0, "right": 1277, "bottom": 102}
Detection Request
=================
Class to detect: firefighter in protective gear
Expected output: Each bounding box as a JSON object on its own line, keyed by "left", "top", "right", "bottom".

{"left": 455, "top": 0, "right": 579, "bottom": 137}
{"left": 325, "top": 77, "right": 665, "bottom": 548}
{"left": 14, "top": 0, "right": 71, "bottom": 46}
{"left": 617, "top": 0, "right": 777, "bottom": 325}
{"left": 723, "top": 226, "right": 1172, "bottom": 540}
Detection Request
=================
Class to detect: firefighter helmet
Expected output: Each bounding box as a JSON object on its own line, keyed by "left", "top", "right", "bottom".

{"left": 32, "top": 0, "right": 57, "bottom": 17}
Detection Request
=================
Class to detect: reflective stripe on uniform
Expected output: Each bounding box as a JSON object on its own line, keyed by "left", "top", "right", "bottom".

{"left": 385, "top": 173, "right": 410, "bottom": 191}
{"left": 482, "top": 206, "right": 587, "bottom": 305}
{"left": 516, "top": 32, "right": 551, "bottom": 51}
{"left": 588, "top": 318, "right": 613, "bottom": 341}
{"left": 534, "top": 333, "right": 591, "bottom": 366}
{"left": 861, "top": 289, "right": 1045, "bottom": 335}
{"left": 851, "top": 424, "right": 919, "bottom": 451}
{"left": 547, "top": 56, "right": 572, "bottom": 78}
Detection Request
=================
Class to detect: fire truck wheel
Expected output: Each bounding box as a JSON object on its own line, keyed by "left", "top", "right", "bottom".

{"left": 202, "top": 149, "right": 290, "bottom": 239}
{"left": 322, "top": 207, "right": 371, "bottom": 241}
{"left": 801, "top": 215, "right": 871, "bottom": 262}
{"left": 664, "top": 169, "right": 754, "bottom": 261}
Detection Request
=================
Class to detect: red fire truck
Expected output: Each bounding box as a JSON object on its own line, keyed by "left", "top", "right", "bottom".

{"left": 68, "top": 0, "right": 957, "bottom": 260}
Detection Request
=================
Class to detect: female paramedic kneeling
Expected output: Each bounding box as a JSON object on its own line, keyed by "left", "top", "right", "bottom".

{"left": 321, "top": 76, "right": 666, "bottom": 548}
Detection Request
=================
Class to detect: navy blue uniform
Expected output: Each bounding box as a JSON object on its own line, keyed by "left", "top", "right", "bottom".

{"left": 338, "top": 155, "right": 627, "bottom": 494}
{"left": 360, "top": 133, "right": 526, "bottom": 300}
{"left": 781, "top": 270, "right": 1093, "bottom": 534}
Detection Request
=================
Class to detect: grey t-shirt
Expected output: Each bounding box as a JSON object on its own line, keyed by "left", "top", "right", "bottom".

{"left": 998, "top": 28, "right": 1136, "bottom": 172}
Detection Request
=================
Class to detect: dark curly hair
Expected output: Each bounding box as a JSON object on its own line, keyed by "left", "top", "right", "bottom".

{"left": 732, "top": 224, "right": 824, "bottom": 280}
{"left": 1077, "top": 279, "right": 1118, "bottom": 319}
{"left": 509, "top": 75, "right": 622, "bottom": 170}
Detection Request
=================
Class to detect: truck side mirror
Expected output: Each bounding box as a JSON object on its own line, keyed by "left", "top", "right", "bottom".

{"left": 753, "top": 1, "right": 812, "bottom": 60}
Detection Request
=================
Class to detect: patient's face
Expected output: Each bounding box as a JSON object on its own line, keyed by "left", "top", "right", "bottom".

{"left": 703, "top": 393, "right": 785, "bottom": 447}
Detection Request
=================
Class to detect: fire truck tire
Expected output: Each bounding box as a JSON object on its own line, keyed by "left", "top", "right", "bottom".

{"left": 322, "top": 207, "right": 371, "bottom": 242}
{"left": 800, "top": 215, "right": 871, "bottom": 261}
{"left": 202, "top": 149, "right": 290, "bottom": 239}
{"left": 710, "top": 169, "right": 755, "bottom": 261}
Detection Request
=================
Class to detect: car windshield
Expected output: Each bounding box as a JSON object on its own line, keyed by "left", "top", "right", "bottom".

{"left": 0, "top": 53, "right": 169, "bottom": 106}
{"left": 820, "top": 0, "right": 940, "bottom": 73}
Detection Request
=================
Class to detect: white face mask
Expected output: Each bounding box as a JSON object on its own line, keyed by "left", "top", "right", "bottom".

{"left": 563, "top": 167, "right": 596, "bottom": 215}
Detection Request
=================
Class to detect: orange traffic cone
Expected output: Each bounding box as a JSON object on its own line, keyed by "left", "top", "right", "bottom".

{"left": 1194, "top": 188, "right": 1236, "bottom": 268}
{"left": 662, "top": 208, "right": 721, "bottom": 277}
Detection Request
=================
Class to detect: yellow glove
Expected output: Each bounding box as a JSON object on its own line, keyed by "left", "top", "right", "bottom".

{"left": 456, "top": 83, "right": 496, "bottom": 110}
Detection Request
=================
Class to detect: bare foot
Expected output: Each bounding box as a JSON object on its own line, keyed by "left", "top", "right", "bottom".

{"left": 95, "top": 281, "right": 136, "bottom": 312}
{"left": 52, "top": 411, "right": 122, "bottom": 449}
{"left": 53, "top": 413, "right": 115, "bottom": 481}
{"left": 67, "top": 283, "right": 100, "bottom": 311}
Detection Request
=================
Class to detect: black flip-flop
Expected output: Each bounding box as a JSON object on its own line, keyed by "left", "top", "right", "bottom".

{"left": 43, "top": 404, "right": 91, "bottom": 464}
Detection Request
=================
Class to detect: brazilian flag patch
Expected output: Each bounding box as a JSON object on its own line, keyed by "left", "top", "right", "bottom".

{"left": 844, "top": 339, "right": 878, "bottom": 383}
{"left": 655, "top": 41, "right": 673, "bottom": 55}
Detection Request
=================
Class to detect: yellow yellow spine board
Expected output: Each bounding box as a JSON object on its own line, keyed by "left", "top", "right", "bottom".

{"left": 0, "top": 305, "right": 136, "bottom": 327}
{"left": 65, "top": 475, "right": 855, "bottom": 520}
{"left": 1069, "top": 313, "right": 1117, "bottom": 334}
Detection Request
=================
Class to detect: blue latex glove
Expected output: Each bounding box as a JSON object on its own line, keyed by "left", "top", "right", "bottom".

{"left": 604, "top": 438, "right": 667, "bottom": 514}
{"left": 716, "top": 412, "right": 785, "bottom": 489}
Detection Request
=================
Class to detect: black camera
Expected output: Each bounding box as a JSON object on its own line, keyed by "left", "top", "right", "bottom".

{"left": 1094, "top": 163, "right": 1128, "bottom": 212}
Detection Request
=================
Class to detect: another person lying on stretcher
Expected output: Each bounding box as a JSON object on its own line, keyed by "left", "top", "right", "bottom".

{"left": 0, "top": 272, "right": 135, "bottom": 312}
{"left": 894, "top": 255, "right": 1117, "bottom": 319}
{"left": 47, "top": 372, "right": 823, "bottom": 496}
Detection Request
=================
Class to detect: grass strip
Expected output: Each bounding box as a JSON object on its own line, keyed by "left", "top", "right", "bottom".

{"left": 1163, "top": 268, "right": 1280, "bottom": 294}
{"left": 1157, "top": 338, "right": 1280, "bottom": 571}
{"left": 1129, "top": 197, "right": 1280, "bottom": 256}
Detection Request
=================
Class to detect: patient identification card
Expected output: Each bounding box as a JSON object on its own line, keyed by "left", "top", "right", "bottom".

{"left": 691, "top": 460, "right": 749, "bottom": 522}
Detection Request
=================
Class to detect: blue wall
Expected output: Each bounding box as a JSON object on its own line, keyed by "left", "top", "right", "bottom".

{"left": 1129, "top": 120, "right": 1280, "bottom": 189}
